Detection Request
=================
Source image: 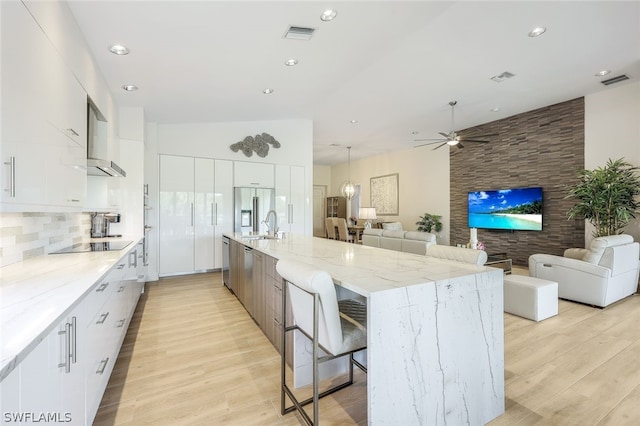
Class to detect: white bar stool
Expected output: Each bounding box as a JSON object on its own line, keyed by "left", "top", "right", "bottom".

{"left": 276, "top": 259, "right": 367, "bottom": 425}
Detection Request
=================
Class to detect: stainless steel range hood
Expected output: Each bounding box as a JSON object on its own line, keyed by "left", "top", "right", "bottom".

{"left": 87, "top": 103, "right": 126, "bottom": 177}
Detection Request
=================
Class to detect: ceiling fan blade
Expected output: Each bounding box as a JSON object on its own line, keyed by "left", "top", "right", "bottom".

{"left": 461, "top": 139, "right": 490, "bottom": 144}
{"left": 431, "top": 142, "right": 449, "bottom": 151}
{"left": 414, "top": 138, "right": 448, "bottom": 142}
{"left": 456, "top": 142, "right": 464, "bottom": 149}
{"left": 438, "top": 132, "right": 450, "bottom": 139}
{"left": 414, "top": 139, "right": 448, "bottom": 148}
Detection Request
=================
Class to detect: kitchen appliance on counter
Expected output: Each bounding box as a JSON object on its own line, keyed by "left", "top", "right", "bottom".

{"left": 50, "top": 240, "right": 132, "bottom": 254}
{"left": 91, "top": 212, "right": 122, "bottom": 238}
{"left": 234, "top": 187, "right": 275, "bottom": 234}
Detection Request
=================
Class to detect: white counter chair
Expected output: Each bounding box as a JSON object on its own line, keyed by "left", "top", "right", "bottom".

{"left": 276, "top": 259, "right": 367, "bottom": 426}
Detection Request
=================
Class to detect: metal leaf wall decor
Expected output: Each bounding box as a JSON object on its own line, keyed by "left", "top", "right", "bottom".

{"left": 230, "top": 132, "right": 281, "bottom": 158}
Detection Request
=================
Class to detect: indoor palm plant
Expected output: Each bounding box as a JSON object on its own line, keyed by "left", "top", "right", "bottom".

{"left": 416, "top": 213, "right": 443, "bottom": 233}
{"left": 566, "top": 158, "right": 640, "bottom": 237}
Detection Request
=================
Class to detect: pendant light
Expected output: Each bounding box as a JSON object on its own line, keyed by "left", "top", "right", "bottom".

{"left": 340, "top": 146, "right": 355, "bottom": 200}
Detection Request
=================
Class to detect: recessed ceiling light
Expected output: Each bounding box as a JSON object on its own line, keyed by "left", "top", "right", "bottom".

{"left": 320, "top": 9, "right": 337, "bottom": 22}
{"left": 263, "top": 88, "right": 274, "bottom": 94}
{"left": 109, "top": 44, "right": 129, "bottom": 55}
{"left": 411, "top": 131, "right": 419, "bottom": 135}
{"left": 330, "top": 143, "right": 341, "bottom": 147}
{"left": 350, "top": 119, "right": 358, "bottom": 124}
{"left": 122, "top": 84, "right": 138, "bottom": 91}
{"left": 595, "top": 70, "right": 611, "bottom": 77}
{"left": 528, "top": 27, "right": 546, "bottom": 37}
{"left": 285, "top": 58, "right": 298, "bottom": 67}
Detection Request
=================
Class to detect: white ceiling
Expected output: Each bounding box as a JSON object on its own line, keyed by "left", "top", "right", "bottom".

{"left": 67, "top": 1, "right": 640, "bottom": 165}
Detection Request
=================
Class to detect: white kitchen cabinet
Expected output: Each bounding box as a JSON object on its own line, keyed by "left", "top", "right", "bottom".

{"left": 159, "top": 155, "right": 195, "bottom": 275}
{"left": 275, "top": 165, "right": 306, "bottom": 234}
{"left": 194, "top": 158, "right": 215, "bottom": 271}
{"left": 234, "top": 161, "right": 274, "bottom": 188}
{"left": 0, "top": 365, "right": 20, "bottom": 423}
{"left": 214, "top": 159, "right": 233, "bottom": 269}
{"left": 19, "top": 304, "right": 86, "bottom": 425}
{"left": 160, "top": 155, "right": 232, "bottom": 275}
{"left": 0, "top": 1, "right": 87, "bottom": 212}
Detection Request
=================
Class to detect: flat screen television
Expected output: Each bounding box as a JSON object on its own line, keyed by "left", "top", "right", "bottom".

{"left": 468, "top": 187, "right": 543, "bottom": 231}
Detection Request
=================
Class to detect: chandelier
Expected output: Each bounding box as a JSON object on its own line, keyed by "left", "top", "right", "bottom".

{"left": 340, "top": 146, "right": 355, "bottom": 200}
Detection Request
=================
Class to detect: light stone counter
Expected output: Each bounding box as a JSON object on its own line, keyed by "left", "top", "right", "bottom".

{"left": 228, "top": 233, "right": 505, "bottom": 425}
{"left": 0, "top": 236, "right": 142, "bottom": 381}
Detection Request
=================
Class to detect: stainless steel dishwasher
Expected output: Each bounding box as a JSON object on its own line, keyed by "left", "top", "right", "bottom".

{"left": 222, "top": 236, "right": 230, "bottom": 290}
{"left": 243, "top": 246, "right": 253, "bottom": 316}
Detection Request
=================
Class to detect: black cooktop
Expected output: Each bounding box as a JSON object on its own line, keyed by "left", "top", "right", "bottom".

{"left": 50, "top": 240, "right": 132, "bottom": 254}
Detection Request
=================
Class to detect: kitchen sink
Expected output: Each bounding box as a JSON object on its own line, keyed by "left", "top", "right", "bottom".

{"left": 241, "top": 234, "right": 280, "bottom": 241}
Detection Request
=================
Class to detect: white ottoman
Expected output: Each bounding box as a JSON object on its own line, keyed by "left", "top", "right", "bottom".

{"left": 504, "top": 275, "right": 558, "bottom": 321}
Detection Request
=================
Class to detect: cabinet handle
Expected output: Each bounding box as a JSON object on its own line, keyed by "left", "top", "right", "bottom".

{"left": 96, "top": 312, "right": 109, "bottom": 324}
{"left": 68, "top": 199, "right": 80, "bottom": 202}
{"left": 66, "top": 128, "right": 79, "bottom": 137}
{"left": 211, "top": 202, "right": 215, "bottom": 226}
{"left": 96, "top": 282, "right": 109, "bottom": 292}
{"left": 250, "top": 182, "right": 259, "bottom": 186}
{"left": 117, "top": 263, "right": 125, "bottom": 270}
{"left": 4, "top": 156, "right": 16, "bottom": 197}
{"left": 129, "top": 251, "right": 137, "bottom": 268}
{"left": 70, "top": 316, "right": 77, "bottom": 366}
{"left": 116, "top": 319, "right": 126, "bottom": 328}
{"left": 289, "top": 204, "right": 293, "bottom": 224}
{"left": 118, "top": 286, "right": 126, "bottom": 293}
{"left": 58, "top": 322, "right": 71, "bottom": 373}
{"left": 191, "top": 203, "right": 194, "bottom": 226}
{"left": 96, "top": 357, "right": 110, "bottom": 375}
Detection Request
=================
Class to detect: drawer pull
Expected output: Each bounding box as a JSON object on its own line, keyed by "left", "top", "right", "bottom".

{"left": 96, "top": 357, "right": 110, "bottom": 375}
{"left": 116, "top": 319, "right": 126, "bottom": 328}
{"left": 118, "top": 286, "right": 126, "bottom": 293}
{"left": 96, "top": 312, "right": 109, "bottom": 324}
{"left": 117, "top": 264, "right": 125, "bottom": 270}
{"left": 96, "top": 282, "right": 109, "bottom": 292}
{"left": 4, "top": 156, "right": 16, "bottom": 197}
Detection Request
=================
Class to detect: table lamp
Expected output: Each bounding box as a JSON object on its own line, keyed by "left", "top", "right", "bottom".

{"left": 359, "top": 207, "right": 377, "bottom": 229}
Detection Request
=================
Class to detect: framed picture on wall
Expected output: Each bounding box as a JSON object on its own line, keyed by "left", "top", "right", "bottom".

{"left": 370, "top": 173, "right": 399, "bottom": 215}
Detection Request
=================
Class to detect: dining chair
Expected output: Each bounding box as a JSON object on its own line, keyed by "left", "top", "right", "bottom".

{"left": 335, "top": 218, "right": 354, "bottom": 243}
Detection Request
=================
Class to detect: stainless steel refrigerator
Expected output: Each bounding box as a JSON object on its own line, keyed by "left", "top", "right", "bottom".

{"left": 234, "top": 187, "right": 275, "bottom": 234}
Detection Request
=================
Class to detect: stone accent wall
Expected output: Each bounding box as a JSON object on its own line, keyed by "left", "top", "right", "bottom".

{"left": 450, "top": 97, "right": 585, "bottom": 266}
{"left": 0, "top": 212, "right": 91, "bottom": 267}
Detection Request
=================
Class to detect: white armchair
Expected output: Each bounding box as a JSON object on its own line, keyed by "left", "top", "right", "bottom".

{"left": 529, "top": 234, "right": 639, "bottom": 307}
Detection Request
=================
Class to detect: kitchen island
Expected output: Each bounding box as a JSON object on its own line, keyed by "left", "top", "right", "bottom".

{"left": 226, "top": 233, "right": 505, "bottom": 425}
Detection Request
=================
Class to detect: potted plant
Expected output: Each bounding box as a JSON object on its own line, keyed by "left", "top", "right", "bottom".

{"left": 416, "top": 213, "right": 443, "bottom": 233}
{"left": 566, "top": 158, "right": 640, "bottom": 237}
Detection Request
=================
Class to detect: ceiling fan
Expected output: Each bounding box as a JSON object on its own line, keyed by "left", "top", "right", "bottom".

{"left": 414, "top": 101, "right": 497, "bottom": 150}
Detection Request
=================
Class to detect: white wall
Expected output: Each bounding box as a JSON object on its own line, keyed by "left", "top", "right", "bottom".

{"left": 585, "top": 81, "right": 640, "bottom": 243}
{"left": 330, "top": 146, "right": 451, "bottom": 245}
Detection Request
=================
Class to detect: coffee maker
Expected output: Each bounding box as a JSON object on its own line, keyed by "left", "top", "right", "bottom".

{"left": 91, "top": 212, "right": 122, "bottom": 238}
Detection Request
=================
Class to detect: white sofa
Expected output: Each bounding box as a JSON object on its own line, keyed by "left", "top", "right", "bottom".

{"left": 426, "top": 245, "right": 488, "bottom": 265}
{"left": 529, "top": 234, "right": 640, "bottom": 307}
{"left": 361, "top": 229, "right": 437, "bottom": 255}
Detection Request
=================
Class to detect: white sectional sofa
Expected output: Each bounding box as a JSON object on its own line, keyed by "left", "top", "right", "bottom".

{"left": 361, "top": 229, "right": 437, "bottom": 255}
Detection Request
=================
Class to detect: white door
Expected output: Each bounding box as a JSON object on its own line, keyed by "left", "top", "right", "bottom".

{"left": 313, "top": 185, "right": 326, "bottom": 237}
{"left": 159, "top": 155, "right": 195, "bottom": 276}
{"left": 194, "top": 157, "right": 214, "bottom": 271}
{"left": 214, "top": 159, "right": 233, "bottom": 269}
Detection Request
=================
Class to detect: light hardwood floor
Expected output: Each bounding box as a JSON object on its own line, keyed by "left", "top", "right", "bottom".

{"left": 95, "top": 272, "right": 640, "bottom": 425}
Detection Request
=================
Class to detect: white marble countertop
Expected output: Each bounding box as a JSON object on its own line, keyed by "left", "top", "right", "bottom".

{"left": 0, "top": 236, "right": 142, "bottom": 381}
{"left": 227, "top": 232, "right": 496, "bottom": 297}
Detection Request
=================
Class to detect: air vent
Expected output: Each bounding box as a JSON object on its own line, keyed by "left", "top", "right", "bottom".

{"left": 490, "top": 71, "right": 516, "bottom": 83}
{"left": 600, "top": 74, "right": 630, "bottom": 86}
{"left": 284, "top": 26, "right": 316, "bottom": 40}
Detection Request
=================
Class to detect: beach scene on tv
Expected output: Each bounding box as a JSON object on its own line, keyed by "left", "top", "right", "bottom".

{"left": 468, "top": 187, "right": 543, "bottom": 231}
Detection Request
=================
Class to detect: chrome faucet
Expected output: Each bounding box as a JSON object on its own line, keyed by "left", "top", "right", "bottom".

{"left": 262, "top": 210, "right": 279, "bottom": 236}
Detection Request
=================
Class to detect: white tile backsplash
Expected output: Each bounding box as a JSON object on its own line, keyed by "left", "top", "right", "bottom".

{"left": 0, "top": 212, "right": 91, "bottom": 267}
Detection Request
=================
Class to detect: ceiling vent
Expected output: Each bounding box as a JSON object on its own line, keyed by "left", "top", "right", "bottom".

{"left": 490, "top": 71, "right": 516, "bottom": 83}
{"left": 600, "top": 74, "right": 630, "bottom": 86}
{"left": 284, "top": 26, "right": 316, "bottom": 40}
